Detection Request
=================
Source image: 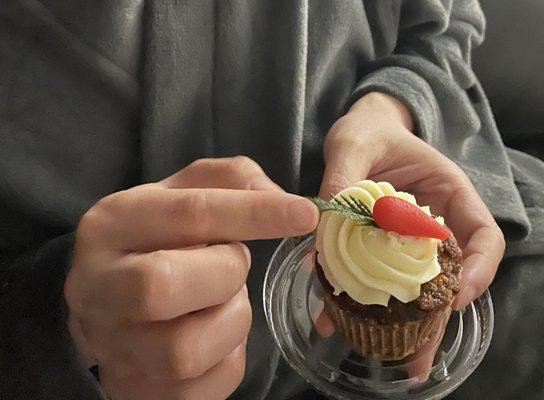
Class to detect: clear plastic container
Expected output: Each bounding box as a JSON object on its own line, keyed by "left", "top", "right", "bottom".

{"left": 264, "top": 235, "right": 494, "bottom": 400}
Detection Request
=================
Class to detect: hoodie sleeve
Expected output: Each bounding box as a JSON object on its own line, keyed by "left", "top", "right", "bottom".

{"left": 350, "top": 0, "right": 531, "bottom": 244}
{"left": 0, "top": 1, "right": 135, "bottom": 398}
{"left": 0, "top": 234, "right": 106, "bottom": 399}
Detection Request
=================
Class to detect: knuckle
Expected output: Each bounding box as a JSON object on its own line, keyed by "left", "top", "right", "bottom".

{"left": 341, "top": 135, "right": 365, "bottom": 149}
{"left": 327, "top": 115, "right": 354, "bottom": 138}
{"left": 229, "top": 156, "right": 268, "bottom": 190}
{"left": 76, "top": 207, "right": 107, "bottom": 244}
{"left": 76, "top": 192, "right": 124, "bottom": 244}
{"left": 325, "top": 129, "right": 366, "bottom": 159}
{"left": 225, "top": 156, "right": 261, "bottom": 176}
{"left": 326, "top": 114, "right": 366, "bottom": 141}
{"left": 188, "top": 157, "right": 213, "bottom": 171}
{"left": 232, "top": 155, "right": 258, "bottom": 169}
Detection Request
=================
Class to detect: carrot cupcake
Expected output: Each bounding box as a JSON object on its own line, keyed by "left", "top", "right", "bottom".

{"left": 311, "top": 180, "right": 462, "bottom": 361}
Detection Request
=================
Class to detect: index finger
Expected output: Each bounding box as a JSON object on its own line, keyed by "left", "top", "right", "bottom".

{"left": 160, "top": 157, "right": 284, "bottom": 192}
{"left": 94, "top": 188, "right": 319, "bottom": 251}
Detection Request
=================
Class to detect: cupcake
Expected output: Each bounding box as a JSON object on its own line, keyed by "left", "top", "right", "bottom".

{"left": 311, "top": 180, "right": 462, "bottom": 361}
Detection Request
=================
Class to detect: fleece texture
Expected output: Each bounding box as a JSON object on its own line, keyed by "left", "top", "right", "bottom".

{"left": 1, "top": 1, "right": 543, "bottom": 399}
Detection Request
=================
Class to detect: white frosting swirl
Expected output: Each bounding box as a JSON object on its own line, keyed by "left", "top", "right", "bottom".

{"left": 315, "top": 180, "right": 443, "bottom": 306}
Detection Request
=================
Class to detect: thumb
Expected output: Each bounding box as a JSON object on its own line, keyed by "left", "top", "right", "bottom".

{"left": 319, "top": 165, "right": 354, "bottom": 200}
{"left": 318, "top": 135, "right": 376, "bottom": 199}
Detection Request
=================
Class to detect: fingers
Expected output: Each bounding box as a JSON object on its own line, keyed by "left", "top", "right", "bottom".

{"left": 100, "top": 340, "right": 247, "bottom": 400}
{"left": 79, "top": 188, "right": 318, "bottom": 251}
{"left": 313, "top": 304, "right": 335, "bottom": 338}
{"left": 405, "top": 342, "right": 437, "bottom": 383}
{"left": 172, "top": 341, "right": 247, "bottom": 399}
{"left": 453, "top": 224, "right": 505, "bottom": 309}
{"left": 443, "top": 182, "right": 505, "bottom": 310}
{"left": 405, "top": 309, "right": 450, "bottom": 382}
{"left": 94, "top": 287, "right": 251, "bottom": 380}
{"left": 82, "top": 243, "right": 250, "bottom": 321}
{"left": 161, "top": 156, "right": 283, "bottom": 192}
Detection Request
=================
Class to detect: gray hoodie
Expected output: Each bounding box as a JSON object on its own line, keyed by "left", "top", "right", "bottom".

{"left": 0, "top": 0, "right": 542, "bottom": 399}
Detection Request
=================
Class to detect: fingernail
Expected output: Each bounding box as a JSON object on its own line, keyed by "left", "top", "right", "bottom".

{"left": 453, "top": 286, "right": 476, "bottom": 310}
{"left": 287, "top": 199, "right": 319, "bottom": 233}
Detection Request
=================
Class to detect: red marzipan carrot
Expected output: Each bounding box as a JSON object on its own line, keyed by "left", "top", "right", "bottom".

{"left": 372, "top": 196, "right": 451, "bottom": 240}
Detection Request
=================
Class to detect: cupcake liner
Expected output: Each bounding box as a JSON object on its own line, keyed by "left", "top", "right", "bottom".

{"left": 323, "top": 292, "right": 452, "bottom": 361}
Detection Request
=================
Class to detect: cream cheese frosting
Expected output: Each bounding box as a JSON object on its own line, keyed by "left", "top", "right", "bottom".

{"left": 315, "top": 180, "right": 444, "bottom": 306}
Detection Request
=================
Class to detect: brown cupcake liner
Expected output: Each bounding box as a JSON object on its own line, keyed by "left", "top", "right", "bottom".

{"left": 323, "top": 292, "right": 452, "bottom": 361}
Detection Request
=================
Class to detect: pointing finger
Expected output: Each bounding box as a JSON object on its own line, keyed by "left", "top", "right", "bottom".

{"left": 160, "top": 156, "right": 283, "bottom": 192}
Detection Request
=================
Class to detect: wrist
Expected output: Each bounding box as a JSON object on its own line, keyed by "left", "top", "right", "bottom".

{"left": 348, "top": 92, "right": 414, "bottom": 132}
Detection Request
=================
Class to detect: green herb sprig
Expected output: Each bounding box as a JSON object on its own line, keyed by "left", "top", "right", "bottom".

{"left": 306, "top": 195, "right": 377, "bottom": 227}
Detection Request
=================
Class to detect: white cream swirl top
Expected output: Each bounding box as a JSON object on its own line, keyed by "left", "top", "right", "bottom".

{"left": 315, "top": 180, "right": 444, "bottom": 306}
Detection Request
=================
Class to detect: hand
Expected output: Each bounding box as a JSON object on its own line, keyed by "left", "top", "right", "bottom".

{"left": 316, "top": 92, "right": 505, "bottom": 379}
{"left": 64, "top": 157, "right": 319, "bottom": 400}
